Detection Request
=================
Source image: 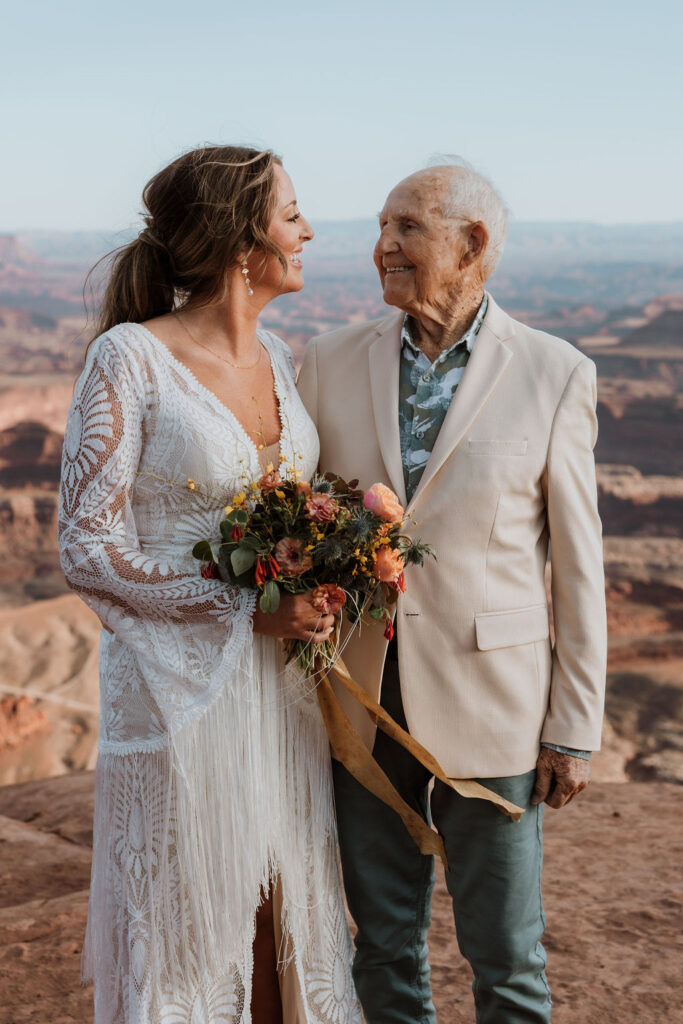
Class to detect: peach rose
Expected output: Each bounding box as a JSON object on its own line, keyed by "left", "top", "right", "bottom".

{"left": 297, "top": 480, "right": 313, "bottom": 496}
{"left": 373, "top": 546, "right": 404, "bottom": 583}
{"left": 311, "top": 584, "right": 346, "bottom": 616}
{"left": 363, "top": 483, "right": 404, "bottom": 523}
{"left": 274, "top": 537, "right": 313, "bottom": 576}
{"left": 305, "top": 492, "right": 339, "bottom": 523}
{"left": 258, "top": 469, "right": 282, "bottom": 493}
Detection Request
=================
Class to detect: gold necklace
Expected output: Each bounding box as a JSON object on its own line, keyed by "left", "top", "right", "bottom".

{"left": 174, "top": 313, "right": 263, "bottom": 370}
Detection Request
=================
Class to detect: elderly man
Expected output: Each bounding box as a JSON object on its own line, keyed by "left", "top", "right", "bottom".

{"left": 297, "top": 162, "right": 606, "bottom": 1024}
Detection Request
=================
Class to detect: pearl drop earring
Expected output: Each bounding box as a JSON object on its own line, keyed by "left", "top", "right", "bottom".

{"left": 241, "top": 259, "right": 254, "bottom": 296}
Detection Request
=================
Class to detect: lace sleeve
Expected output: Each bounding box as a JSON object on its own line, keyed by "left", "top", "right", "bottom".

{"left": 58, "top": 331, "right": 255, "bottom": 730}
{"left": 59, "top": 331, "right": 254, "bottom": 627}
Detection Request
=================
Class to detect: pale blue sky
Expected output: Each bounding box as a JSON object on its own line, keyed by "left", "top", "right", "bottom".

{"left": 2, "top": 0, "right": 681, "bottom": 230}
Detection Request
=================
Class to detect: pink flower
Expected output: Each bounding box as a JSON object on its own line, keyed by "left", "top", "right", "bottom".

{"left": 305, "top": 492, "right": 339, "bottom": 523}
{"left": 373, "top": 546, "right": 404, "bottom": 583}
{"left": 274, "top": 537, "right": 313, "bottom": 576}
{"left": 311, "top": 584, "right": 346, "bottom": 616}
{"left": 363, "top": 483, "right": 404, "bottom": 523}
{"left": 258, "top": 469, "right": 282, "bottom": 493}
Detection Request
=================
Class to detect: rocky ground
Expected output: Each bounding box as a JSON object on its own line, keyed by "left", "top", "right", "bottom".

{"left": 0, "top": 773, "right": 680, "bottom": 1024}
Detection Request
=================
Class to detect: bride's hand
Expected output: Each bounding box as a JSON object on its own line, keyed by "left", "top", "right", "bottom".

{"left": 252, "top": 592, "right": 336, "bottom": 642}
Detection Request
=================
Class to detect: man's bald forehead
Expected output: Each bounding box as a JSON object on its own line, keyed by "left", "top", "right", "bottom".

{"left": 381, "top": 168, "right": 465, "bottom": 218}
{"left": 396, "top": 166, "right": 465, "bottom": 193}
{"left": 381, "top": 173, "right": 443, "bottom": 216}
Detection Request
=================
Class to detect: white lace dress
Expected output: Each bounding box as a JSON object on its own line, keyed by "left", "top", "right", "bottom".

{"left": 58, "top": 323, "right": 361, "bottom": 1024}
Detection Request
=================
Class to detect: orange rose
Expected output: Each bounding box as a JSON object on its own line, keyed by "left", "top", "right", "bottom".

{"left": 297, "top": 480, "right": 313, "bottom": 496}
{"left": 373, "top": 546, "right": 404, "bottom": 583}
{"left": 305, "top": 492, "right": 339, "bottom": 522}
{"left": 311, "top": 584, "right": 346, "bottom": 615}
{"left": 363, "top": 483, "right": 404, "bottom": 523}
{"left": 258, "top": 469, "right": 282, "bottom": 493}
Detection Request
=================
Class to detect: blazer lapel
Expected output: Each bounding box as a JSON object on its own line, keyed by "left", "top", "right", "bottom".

{"left": 368, "top": 314, "right": 407, "bottom": 506}
{"left": 407, "top": 298, "right": 515, "bottom": 510}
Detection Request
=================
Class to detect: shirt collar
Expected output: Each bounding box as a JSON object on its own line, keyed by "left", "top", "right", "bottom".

{"left": 401, "top": 292, "right": 489, "bottom": 365}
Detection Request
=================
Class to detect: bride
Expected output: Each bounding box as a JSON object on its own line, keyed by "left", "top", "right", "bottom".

{"left": 58, "top": 145, "right": 361, "bottom": 1024}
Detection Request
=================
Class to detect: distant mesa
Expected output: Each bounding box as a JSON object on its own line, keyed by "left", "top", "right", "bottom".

{"left": 642, "top": 294, "right": 683, "bottom": 319}
{"left": 0, "top": 421, "right": 63, "bottom": 488}
{"left": 0, "top": 304, "right": 58, "bottom": 332}
{"left": 618, "top": 309, "right": 683, "bottom": 348}
{"left": 0, "top": 234, "right": 37, "bottom": 268}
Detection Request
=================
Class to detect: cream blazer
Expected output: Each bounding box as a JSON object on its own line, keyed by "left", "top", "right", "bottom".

{"left": 298, "top": 296, "right": 607, "bottom": 778}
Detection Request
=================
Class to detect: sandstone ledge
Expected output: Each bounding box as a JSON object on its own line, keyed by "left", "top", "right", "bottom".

{"left": 0, "top": 773, "right": 681, "bottom": 1023}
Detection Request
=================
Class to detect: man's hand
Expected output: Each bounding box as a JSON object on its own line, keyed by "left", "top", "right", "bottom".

{"left": 531, "top": 747, "right": 591, "bottom": 809}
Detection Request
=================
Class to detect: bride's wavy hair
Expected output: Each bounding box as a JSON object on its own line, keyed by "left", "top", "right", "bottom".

{"left": 88, "top": 144, "right": 285, "bottom": 339}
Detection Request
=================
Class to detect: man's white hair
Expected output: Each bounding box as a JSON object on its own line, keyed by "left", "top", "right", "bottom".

{"left": 426, "top": 155, "right": 509, "bottom": 276}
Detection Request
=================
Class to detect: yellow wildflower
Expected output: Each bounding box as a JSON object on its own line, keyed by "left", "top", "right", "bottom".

{"left": 251, "top": 482, "right": 260, "bottom": 490}
{"left": 274, "top": 489, "right": 286, "bottom": 499}
{"left": 305, "top": 543, "right": 315, "bottom": 552}
{"left": 232, "top": 492, "right": 246, "bottom": 506}
{"left": 187, "top": 478, "right": 196, "bottom": 491}
{"left": 266, "top": 462, "right": 274, "bottom": 474}
{"left": 279, "top": 454, "right": 287, "bottom": 463}
{"left": 224, "top": 505, "right": 233, "bottom": 515}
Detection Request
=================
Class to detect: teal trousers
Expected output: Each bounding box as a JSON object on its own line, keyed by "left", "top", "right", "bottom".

{"left": 332, "top": 659, "right": 551, "bottom": 1024}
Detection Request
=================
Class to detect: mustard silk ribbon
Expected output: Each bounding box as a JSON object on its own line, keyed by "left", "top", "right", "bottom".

{"left": 314, "top": 655, "right": 524, "bottom": 871}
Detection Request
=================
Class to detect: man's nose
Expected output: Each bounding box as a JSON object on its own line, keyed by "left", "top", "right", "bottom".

{"left": 375, "top": 227, "right": 399, "bottom": 255}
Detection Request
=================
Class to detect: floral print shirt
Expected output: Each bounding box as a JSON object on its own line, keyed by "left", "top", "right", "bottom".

{"left": 398, "top": 294, "right": 488, "bottom": 503}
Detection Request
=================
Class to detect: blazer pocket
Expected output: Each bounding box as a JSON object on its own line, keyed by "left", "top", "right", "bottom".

{"left": 475, "top": 603, "right": 549, "bottom": 651}
{"left": 467, "top": 438, "right": 528, "bottom": 456}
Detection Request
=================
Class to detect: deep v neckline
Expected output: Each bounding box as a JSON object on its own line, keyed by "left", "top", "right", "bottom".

{"left": 135, "top": 323, "right": 284, "bottom": 464}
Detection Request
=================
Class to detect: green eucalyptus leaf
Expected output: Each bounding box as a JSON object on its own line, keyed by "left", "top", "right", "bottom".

{"left": 239, "top": 534, "right": 264, "bottom": 551}
{"left": 368, "top": 605, "right": 385, "bottom": 621}
{"left": 224, "top": 507, "right": 249, "bottom": 526}
{"left": 192, "top": 539, "right": 216, "bottom": 562}
{"left": 230, "top": 546, "right": 257, "bottom": 576}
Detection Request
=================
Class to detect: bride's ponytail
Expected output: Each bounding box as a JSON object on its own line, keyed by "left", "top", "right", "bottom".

{"left": 86, "top": 144, "right": 284, "bottom": 344}
{"left": 93, "top": 225, "right": 176, "bottom": 336}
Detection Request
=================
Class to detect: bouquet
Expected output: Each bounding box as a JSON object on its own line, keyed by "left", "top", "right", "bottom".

{"left": 192, "top": 460, "right": 434, "bottom": 675}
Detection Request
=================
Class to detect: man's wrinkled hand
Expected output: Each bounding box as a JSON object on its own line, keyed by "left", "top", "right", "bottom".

{"left": 531, "top": 747, "right": 591, "bottom": 809}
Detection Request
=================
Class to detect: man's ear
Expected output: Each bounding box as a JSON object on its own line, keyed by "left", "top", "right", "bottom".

{"left": 459, "top": 222, "right": 488, "bottom": 269}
